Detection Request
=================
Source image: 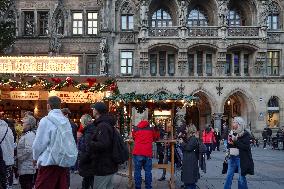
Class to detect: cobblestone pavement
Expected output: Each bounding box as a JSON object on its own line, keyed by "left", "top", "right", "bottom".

{"left": 14, "top": 146, "right": 284, "bottom": 189}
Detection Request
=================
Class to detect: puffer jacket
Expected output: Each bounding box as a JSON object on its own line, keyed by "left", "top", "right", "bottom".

{"left": 17, "top": 131, "right": 36, "bottom": 175}
{"left": 202, "top": 129, "right": 216, "bottom": 144}
{"left": 132, "top": 120, "right": 159, "bottom": 157}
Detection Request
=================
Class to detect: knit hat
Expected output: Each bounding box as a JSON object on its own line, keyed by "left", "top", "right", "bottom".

{"left": 90, "top": 102, "right": 108, "bottom": 114}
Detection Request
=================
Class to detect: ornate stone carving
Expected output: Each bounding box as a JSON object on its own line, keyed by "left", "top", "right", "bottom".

{"left": 268, "top": 32, "right": 281, "bottom": 43}
{"left": 178, "top": 0, "right": 186, "bottom": 27}
{"left": 227, "top": 27, "right": 259, "bottom": 37}
{"left": 258, "top": 0, "right": 270, "bottom": 27}
{"left": 216, "top": 52, "right": 226, "bottom": 76}
{"left": 255, "top": 52, "right": 266, "bottom": 75}
{"left": 218, "top": 0, "right": 229, "bottom": 26}
{"left": 188, "top": 27, "right": 218, "bottom": 37}
{"left": 149, "top": 27, "right": 179, "bottom": 37}
{"left": 140, "top": 0, "right": 148, "bottom": 27}
{"left": 268, "top": 1, "right": 280, "bottom": 14}
{"left": 139, "top": 51, "right": 149, "bottom": 76}
{"left": 178, "top": 51, "right": 187, "bottom": 76}
{"left": 119, "top": 32, "right": 135, "bottom": 43}
{"left": 120, "top": 1, "right": 134, "bottom": 14}
{"left": 100, "top": 37, "right": 108, "bottom": 74}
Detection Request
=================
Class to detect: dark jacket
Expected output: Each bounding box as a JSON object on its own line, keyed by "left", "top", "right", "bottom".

{"left": 221, "top": 126, "right": 229, "bottom": 140}
{"left": 236, "top": 131, "right": 254, "bottom": 176}
{"left": 181, "top": 136, "right": 200, "bottom": 184}
{"left": 70, "top": 120, "right": 78, "bottom": 143}
{"left": 86, "top": 114, "right": 118, "bottom": 176}
{"left": 78, "top": 123, "right": 96, "bottom": 177}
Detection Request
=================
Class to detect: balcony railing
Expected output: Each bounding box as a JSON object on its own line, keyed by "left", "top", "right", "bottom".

{"left": 227, "top": 26, "right": 259, "bottom": 37}
{"left": 188, "top": 27, "right": 218, "bottom": 37}
{"left": 148, "top": 27, "right": 179, "bottom": 37}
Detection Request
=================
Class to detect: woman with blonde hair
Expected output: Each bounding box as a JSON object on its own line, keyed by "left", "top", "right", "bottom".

{"left": 224, "top": 117, "right": 254, "bottom": 189}
{"left": 180, "top": 125, "right": 200, "bottom": 189}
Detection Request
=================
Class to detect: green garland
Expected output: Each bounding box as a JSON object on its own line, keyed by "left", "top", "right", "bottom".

{"left": 105, "top": 92, "right": 198, "bottom": 103}
{"left": 0, "top": 75, "right": 119, "bottom": 93}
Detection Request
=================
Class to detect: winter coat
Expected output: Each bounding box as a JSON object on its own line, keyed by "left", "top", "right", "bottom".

{"left": 70, "top": 121, "right": 78, "bottom": 143}
{"left": 221, "top": 127, "right": 229, "bottom": 140}
{"left": 78, "top": 123, "right": 96, "bottom": 177}
{"left": 32, "top": 109, "right": 77, "bottom": 167}
{"left": 17, "top": 131, "right": 36, "bottom": 175}
{"left": 235, "top": 130, "right": 254, "bottom": 176}
{"left": 202, "top": 130, "right": 216, "bottom": 144}
{"left": 132, "top": 120, "right": 159, "bottom": 157}
{"left": 181, "top": 136, "right": 200, "bottom": 184}
{"left": 0, "top": 120, "right": 14, "bottom": 166}
{"left": 86, "top": 114, "right": 118, "bottom": 176}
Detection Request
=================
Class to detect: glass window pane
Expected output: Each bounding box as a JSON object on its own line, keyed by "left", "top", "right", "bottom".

{"left": 128, "top": 59, "right": 133, "bottom": 66}
{"left": 88, "top": 28, "right": 92, "bottom": 34}
{"left": 88, "top": 21, "right": 92, "bottom": 27}
{"left": 121, "top": 67, "right": 126, "bottom": 74}
{"left": 78, "top": 21, "right": 82, "bottom": 27}
{"left": 93, "top": 28, "right": 97, "bottom": 34}
{"left": 93, "top": 21, "right": 97, "bottom": 27}
{"left": 73, "top": 13, "right": 82, "bottom": 19}
{"left": 73, "top": 21, "right": 77, "bottom": 27}
{"left": 121, "top": 16, "right": 127, "bottom": 29}
{"left": 73, "top": 28, "right": 77, "bottom": 34}
{"left": 121, "top": 59, "right": 126, "bottom": 66}
{"left": 93, "top": 13, "right": 98, "bottom": 19}
{"left": 128, "top": 67, "right": 132, "bottom": 74}
{"left": 78, "top": 28, "right": 82, "bottom": 34}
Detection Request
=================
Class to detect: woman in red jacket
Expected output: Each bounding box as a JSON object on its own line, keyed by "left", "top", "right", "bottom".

{"left": 202, "top": 125, "right": 216, "bottom": 160}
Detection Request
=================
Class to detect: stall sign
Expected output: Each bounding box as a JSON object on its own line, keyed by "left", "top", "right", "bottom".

{"left": 49, "top": 91, "right": 104, "bottom": 103}
{"left": 0, "top": 56, "right": 79, "bottom": 74}
{"left": 0, "top": 91, "right": 40, "bottom": 100}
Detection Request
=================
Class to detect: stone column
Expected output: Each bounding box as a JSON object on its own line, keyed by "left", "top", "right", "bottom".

{"left": 231, "top": 54, "right": 234, "bottom": 76}
{"left": 240, "top": 51, "right": 244, "bottom": 76}
{"left": 203, "top": 52, "right": 206, "bottom": 76}
{"left": 194, "top": 53, "right": 198, "bottom": 76}
{"left": 214, "top": 113, "right": 223, "bottom": 131}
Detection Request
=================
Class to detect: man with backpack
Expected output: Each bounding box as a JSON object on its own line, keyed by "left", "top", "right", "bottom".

{"left": 87, "top": 102, "right": 118, "bottom": 189}
{"left": 32, "top": 96, "right": 78, "bottom": 189}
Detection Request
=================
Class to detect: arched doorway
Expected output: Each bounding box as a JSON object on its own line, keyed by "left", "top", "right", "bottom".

{"left": 267, "top": 96, "right": 280, "bottom": 128}
{"left": 223, "top": 91, "right": 255, "bottom": 130}
{"left": 186, "top": 91, "right": 212, "bottom": 130}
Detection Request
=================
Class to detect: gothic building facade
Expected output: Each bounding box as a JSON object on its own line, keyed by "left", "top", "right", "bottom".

{"left": 6, "top": 0, "right": 284, "bottom": 133}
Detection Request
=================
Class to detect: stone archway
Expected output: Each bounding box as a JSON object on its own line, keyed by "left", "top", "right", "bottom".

{"left": 186, "top": 91, "right": 214, "bottom": 130}
{"left": 222, "top": 90, "right": 256, "bottom": 130}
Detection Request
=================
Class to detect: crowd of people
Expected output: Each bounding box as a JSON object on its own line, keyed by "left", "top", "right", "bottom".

{"left": 0, "top": 96, "right": 261, "bottom": 189}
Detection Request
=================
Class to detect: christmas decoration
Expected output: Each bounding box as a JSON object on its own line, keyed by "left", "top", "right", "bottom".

{"left": 0, "top": 75, "right": 118, "bottom": 94}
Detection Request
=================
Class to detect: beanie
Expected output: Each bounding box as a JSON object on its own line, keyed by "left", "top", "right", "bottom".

{"left": 91, "top": 102, "right": 108, "bottom": 114}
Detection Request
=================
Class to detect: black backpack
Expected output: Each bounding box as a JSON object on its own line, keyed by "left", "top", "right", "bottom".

{"left": 112, "top": 128, "right": 129, "bottom": 164}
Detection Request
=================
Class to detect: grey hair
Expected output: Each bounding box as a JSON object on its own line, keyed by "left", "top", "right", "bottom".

{"left": 80, "top": 114, "right": 93, "bottom": 127}
{"left": 24, "top": 115, "right": 36, "bottom": 129}
{"left": 233, "top": 117, "right": 246, "bottom": 134}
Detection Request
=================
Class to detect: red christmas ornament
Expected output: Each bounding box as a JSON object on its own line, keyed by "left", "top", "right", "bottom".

{"left": 51, "top": 78, "right": 62, "bottom": 84}
{"left": 86, "top": 78, "right": 96, "bottom": 87}
{"left": 66, "top": 77, "right": 73, "bottom": 84}
{"left": 109, "top": 83, "right": 117, "bottom": 91}
{"left": 84, "top": 90, "right": 88, "bottom": 93}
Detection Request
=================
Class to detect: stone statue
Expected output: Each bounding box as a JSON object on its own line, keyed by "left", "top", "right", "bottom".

{"left": 179, "top": 0, "right": 186, "bottom": 27}
{"left": 100, "top": 38, "right": 108, "bottom": 73}
{"left": 218, "top": 0, "right": 229, "bottom": 26}
{"left": 49, "top": 20, "right": 61, "bottom": 54}
{"left": 258, "top": 0, "right": 270, "bottom": 27}
{"left": 140, "top": 0, "right": 148, "bottom": 27}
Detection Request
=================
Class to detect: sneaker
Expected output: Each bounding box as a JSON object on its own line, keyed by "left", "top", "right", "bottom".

{"left": 13, "top": 178, "right": 19, "bottom": 185}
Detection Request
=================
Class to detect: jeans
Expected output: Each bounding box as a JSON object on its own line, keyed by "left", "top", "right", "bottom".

{"left": 205, "top": 143, "right": 212, "bottom": 159}
{"left": 185, "top": 183, "right": 197, "bottom": 189}
{"left": 224, "top": 140, "right": 228, "bottom": 150}
{"left": 133, "top": 155, "right": 152, "bottom": 189}
{"left": 93, "top": 174, "right": 114, "bottom": 189}
{"left": 224, "top": 156, "right": 248, "bottom": 189}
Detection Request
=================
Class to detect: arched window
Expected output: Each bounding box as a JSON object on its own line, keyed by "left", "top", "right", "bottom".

{"left": 227, "top": 10, "right": 242, "bottom": 26}
{"left": 187, "top": 8, "right": 208, "bottom": 26}
{"left": 267, "top": 2, "right": 280, "bottom": 30}
{"left": 268, "top": 96, "right": 279, "bottom": 107}
{"left": 120, "top": 2, "right": 134, "bottom": 30}
{"left": 151, "top": 9, "right": 172, "bottom": 27}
